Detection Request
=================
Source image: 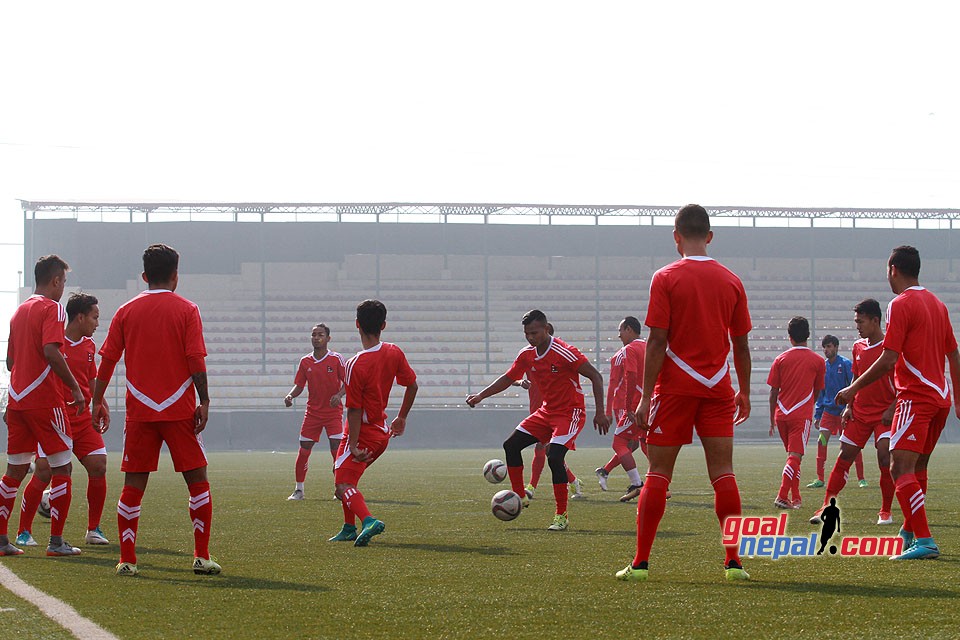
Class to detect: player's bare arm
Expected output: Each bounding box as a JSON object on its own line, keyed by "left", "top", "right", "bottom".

{"left": 391, "top": 380, "right": 418, "bottom": 437}
{"left": 731, "top": 333, "right": 751, "bottom": 425}
{"left": 836, "top": 348, "right": 898, "bottom": 405}
{"left": 45, "top": 342, "right": 84, "bottom": 415}
{"left": 192, "top": 371, "right": 210, "bottom": 434}
{"left": 284, "top": 384, "right": 304, "bottom": 407}
{"left": 466, "top": 374, "right": 514, "bottom": 408}
{"left": 947, "top": 348, "right": 960, "bottom": 419}
{"left": 577, "top": 361, "right": 610, "bottom": 435}
{"left": 346, "top": 407, "right": 370, "bottom": 461}
{"left": 768, "top": 387, "right": 778, "bottom": 436}
{"left": 634, "top": 327, "right": 667, "bottom": 431}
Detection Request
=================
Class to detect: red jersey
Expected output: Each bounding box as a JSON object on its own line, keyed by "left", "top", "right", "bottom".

{"left": 646, "top": 257, "right": 752, "bottom": 399}
{"left": 526, "top": 379, "right": 542, "bottom": 414}
{"left": 344, "top": 342, "right": 416, "bottom": 433}
{"left": 61, "top": 336, "right": 98, "bottom": 412}
{"left": 99, "top": 289, "right": 207, "bottom": 422}
{"left": 506, "top": 337, "right": 588, "bottom": 412}
{"left": 294, "top": 351, "right": 346, "bottom": 420}
{"left": 767, "top": 346, "right": 825, "bottom": 420}
{"left": 850, "top": 338, "right": 895, "bottom": 424}
{"left": 607, "top": 339, "right": 646, "bottom": 412}
{"left": 6, "top": 295, "right": 67, "bottom": 410}
{"left": 883, "top": 286, "right": 957, "bottom": 408}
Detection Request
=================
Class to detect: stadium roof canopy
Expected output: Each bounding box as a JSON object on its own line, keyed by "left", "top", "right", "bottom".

{"left": 20, "top": 201, "right": 960, "bottom": 228}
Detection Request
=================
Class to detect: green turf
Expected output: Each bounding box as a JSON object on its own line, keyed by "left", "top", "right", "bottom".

{"left": 2, "top": 445, "right": 960, "bottom": 639}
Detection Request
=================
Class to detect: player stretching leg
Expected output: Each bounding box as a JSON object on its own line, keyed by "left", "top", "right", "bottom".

{"left": 1, "top": 256, "right": 85, "bottom": 557}
{"left": 329, "top": 300, "right": 418, "bottom": 546}
{"left": 615, "top": 205, "right": 752, "bottom": 582}
{"left": 837, "top": 246, "right": 960, "bottom": 559}
{"left": 467, "top": 310, "right": 609, "bottom": 531}
{"left": 283, "top": 324, "right": 346, "bottom": 501}
{"left": 810, "top": 299, "right": 896, "bottom": 525}
{"left": 17, "top": 293, "right": 111, "bottom": 547}
{"left": 767, "top": 317, "right": 825, "bottom": 510}
{"left": 92, "top": 244, "right": 218, "bottom": 576}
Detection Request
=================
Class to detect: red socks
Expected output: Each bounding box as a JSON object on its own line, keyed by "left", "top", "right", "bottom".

{"left": 894, "top": 473, "right": 930, "bottom": 538}
{"left": 632, "top": 473, "right": 670, "bottom": 567}
{"left": 87, "top": 476, "right": 107, "bottom": 531}
{"left": 553, "top": 483, "right": 568, "bottom": 515}
{"left": 0, "top": 475, "right": 21, "bottom": 537}
{"left": 879, "top": 465, "right": 895, "bottom": 513}
{"left": 295, "top": 448, "right": 311, "bottom": 483}
{"left": 188, "top": 481, "right": 213, "bottom": 560}
{"left": 343, "top": 486, "right": 371, "bottom": 521}
{"left": 507, "top": 466, "right": 525, "bottom": 496}
{"left": 17, "top": 475, "right": 47, "bottom": 535}
{"left": 603, "top": 453, "right": 620, "bottom": 474}
{"left": 824, "top": 457, "right": 852, "bottom": 503}
{"left": 777, "top": 455, "right": 801, "bottom": 502}
{"left": 854, "top": 451, "right": 865, "bottom": 481}
{"left": 530, "top": 449, "right": 545, "bottom": 488}
{"left": 117, "top": 485, "right": 144, "bottom": 564}
{"left": 816, "top": 441, "right": 827, "bottom": 481}
{"left": 342, "top": 500, "right": 355, "bottom": 526}
{"left": 712, "top": 473, "right": 742, "bottom": 566}
{"left": 48, "top": 475, "right": 72, "bottom": 537}
{"left": 565, "top": 467, "right": 576, "bottom": 483}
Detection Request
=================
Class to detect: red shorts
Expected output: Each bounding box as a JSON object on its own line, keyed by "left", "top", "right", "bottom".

{"left": 38, "top": 413, "right": 106, "bottom": 460}
{"left": 776, "top": 416, "right": 812, "bottom": 454}
{"left": 300, "top": 412, "right": 344, "bottom": 442}
{"left": 333, "top": 426, "right": 391, "bottom": 485}
{"left": 613, "top": 409, "right": 645, "bottom": 441}
{"left": 889, "top": 400, "right": 949, "bottom": 455}
{"left": 516, "top": 407, "right": 586, "bottom": 450}
{"left": 819, "top": 412, "right": 843, "bottom": 436}
{"left": 646, "top": 394, "right": 736, "bottom": 446}
{"left": 122, "top": 418, "right": 208, "bottom": 473}
{"left": 839, "top": 417, "right": 890, "bottom": 449}
{"left": 6, "top": 406, "right": 72, "bottom": 463}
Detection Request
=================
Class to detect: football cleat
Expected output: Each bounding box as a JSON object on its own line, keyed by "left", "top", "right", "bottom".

{"left": 521, "top": 493, "right": 531, "bottom": 508}
{"left": 619, "top": 485, "right": 643, "bottom": 502}
{"left": 725, "top": 567, "right": 751, "bottom": 581}
{"left": 46, "top": 540, "right": 81, "bottom": 556}
{"left": 524, "top": 484, "right": 536, "bottom": 500}
{"left": 354, "top": 517, "right": 385, "bottom": 547}
{"left": 547, "top": 513, "right": 568, "bottom": 531}
{"left": 37, "top": 489, "right": 52, "bottom": 518}
{"left": 595, "top": 468, "right": 609, "bottom": 491}
{"left": 890, "top": 538, "right": 939, "bottom": 560}
{"left": 569, "top": 478, "right": 584, "bottom": 499}
{"left": 193, "top": 556, "right": 222, "bottom": 574}
{"left": 858, "top": 479, "right": 869, "bottom": 488}
{"left": 116, "top": 562, "right": 139, "bottom": 576}
{"left": 790, "top": 498, "right": 802, "bottom": 510}
{"left": 898, "top": 527, "right": 915, "bottom": 549}
{"left": 806, "top": 479, "right": 825, "bottom": 489}
{"left": 287, "top": 489, "right": 304, "bottom": 501}
{"left": 809, "top": 507, "right": 825, "bottom": 525}
{"left": 877, "top": 511, "right": 894, "bottom": 525}
{"left": 774, "top": 497, "right": 792, "bottom": 510}
{"left": 328, "top": 524, "right": 358, "bottom": 542}
{"left": 615, "top": 565, "right": 648, "bottom": 582}
{"left": 85, "top": 527, "right": 110, "bottom": 545}
{"left": 15, "top": 531, "right": 38, "bottom": 547}
{"left": 0, "top": 543, "right": 24, "bottom": 556}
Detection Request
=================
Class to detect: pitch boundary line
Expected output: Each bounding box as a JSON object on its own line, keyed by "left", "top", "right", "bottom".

{"left": 0, "top": 563, "right": 119, "bottom": 640}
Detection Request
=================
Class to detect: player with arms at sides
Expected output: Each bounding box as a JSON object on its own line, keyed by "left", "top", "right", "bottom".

{"left": 467, "top": 310, "right": 609, "bottom": 531}
{"left": 1, "top": 255, "right": 85, "bottom": 557}
{"left": 329, "top": 300, "right": 418, "bottom": 546}
{"left": 616, "top": 204, "right": 752, "bottom": 582}
{"left": 91, "top": 244, "right": 219, "bottom": 576}
{"left": 810, "top": 299, "right": 896, "bottom": 525}
{"left": 837, "top": 246, "right": 960, "bottom": 560}
{"left": 595, "top": 317, "right": 649, "bottom": 502}
{"left": 809, "top": 336, "right": 865, "bottom": 489}
{"left": 16, "top": 292, "right": 111, "bottom": 548}
{"left": 767, "top": 316, "right": 825, "bottom": 510}
{"left": 283, "top": 323, "right": 346, "bottom": 501}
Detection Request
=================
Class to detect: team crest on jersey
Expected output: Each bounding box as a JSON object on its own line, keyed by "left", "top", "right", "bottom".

{"left": 87, "top": 353, "right": 94, "bottom": 362}
{"left": 550, "top": 364, "right": 559, "bottom": 373}
{"left": 327, "top": 366, "right": 334, "bottom": 373}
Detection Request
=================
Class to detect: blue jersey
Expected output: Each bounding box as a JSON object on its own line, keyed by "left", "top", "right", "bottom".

{"left": 814, "top": 355, "right": 853, "bottom": 419}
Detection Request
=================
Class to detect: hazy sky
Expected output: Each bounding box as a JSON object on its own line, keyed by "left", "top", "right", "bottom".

{"left": 2, "top": 2, "right": 958, "bottom": 351}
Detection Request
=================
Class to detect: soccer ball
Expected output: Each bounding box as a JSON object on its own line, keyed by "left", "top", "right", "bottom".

{"left": 491, "top": 490, "right": 522, "bottom": 521}
{"left": 38, "top": 488, "right": 51, "bottom": 519}
{"left": 482, "top": 459, "right": 507, "bottom": 484}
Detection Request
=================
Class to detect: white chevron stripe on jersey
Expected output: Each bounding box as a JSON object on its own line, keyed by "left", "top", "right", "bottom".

{"left": 8, "top": 365, "right": 52, "bottom": 402}
{"left": 665, "top": 348, "right": 728, "bottom": 388}
{"left": 902, "top": 356, "right": 949, "bottom": 399}
{"left": 121, "top": 528, "right": 136, "bottom": 543}
{"left": 127, "top": 377, "right": 193, "bottom": 412}
{"left": 189, "top": 492, "right": 211, "bottom": 509}
{"left": 0, "top": 481, "right": 17, "bottom": 500}
{"left": 777, "top": 391, "right": 814, "bottom": 416}
{"left": 192, "top": 518, "right": 206, "bottom": 533}
{"left": 117, "top": 502, "right": 141, "bottom": 520}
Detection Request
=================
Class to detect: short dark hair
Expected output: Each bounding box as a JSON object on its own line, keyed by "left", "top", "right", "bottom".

{"left": 313, "top": 323, "right": 330, "bottom": 337}
{"left": 522, "top": 309, "right": 548, "bottom": 326}
{"left": 66, "top": 292, "right": 98, "bottom": 323}
{"left": 787, "top": 316, "right": 810, "bottom": 343}
{"left": 356, "top": 299, "right": 387, "bottom": 336}
{"left": 621, "top": 316, "right": 642, "bottom": 335}
{"left": 853, "top": 298, "right": 882, "bottom": 321}
{"left": 675, "top": 204, "right": 711, "bottom": 239}
{"left": 143, "top": 244, "right": 179, "bottom": 284}
{"left": 821, "top": 334, "right": 839, "bottom": 348}
{"left": 889, "top": 245, "right": 920, "bottom": 279}
{"left": 35, "top": 255, "right": 69, "bottom": 286}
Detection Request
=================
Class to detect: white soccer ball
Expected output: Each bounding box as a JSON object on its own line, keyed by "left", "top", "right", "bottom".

{"left": 483, "top": 459, "right": 507, "bottom": 483}
{"left": 491, "top": 489, "right": 522, "bottom": 521}
{"left": 38, "top": 488, "right": 51, "bottom": 518}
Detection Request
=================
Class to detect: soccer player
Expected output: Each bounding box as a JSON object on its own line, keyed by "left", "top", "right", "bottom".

{"left": 328, "top": 299, "right": 418, "bottom": 546}
{"left": 615, "top": 204, "right": 752, "bottom": 582}
{"left": 91, "top": 244, "right": 220, "bottom": 576}
{"left": 16, "top": 292, "right": 111, "bottom": 548}
{"left": 767, "top": 316, "right": 825, "bottom": 510}
{"left": 809, "top": 336, "right": 866, "bottom": 489}
{"left": 596, "top": 317, "right": 648, "bottom": 502}
{"left": 283, "top": 323, "right": 346, "bottom": 500}
{"left": 809, "top": 299, "right": 896, "bottom": 526}
{"left": 836, "top": 246, "right": 960, "bottom": 560}
{"left": 1, "top": 255, "right": 85, "bottom": 557}
{"left": 466, "top": 310, "right": 609, "bottom": 531}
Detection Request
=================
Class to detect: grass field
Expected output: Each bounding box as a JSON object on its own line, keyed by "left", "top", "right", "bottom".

{"left": 2, "top": 444, "right": 960, "bottom": 639}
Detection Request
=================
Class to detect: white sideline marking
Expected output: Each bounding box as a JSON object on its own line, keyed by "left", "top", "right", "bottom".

{"left": 0, "top": 564, "right": 119, "bottom": 639}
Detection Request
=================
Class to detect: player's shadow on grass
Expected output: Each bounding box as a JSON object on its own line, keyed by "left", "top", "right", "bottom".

{"left": 378, "top": 541, "right": 518, "bottom": 556}
{"left": 747, "top": 580, "right": 959, "bottom": 599}
{"left": 144, "top": 572, "right": 331, "bottom": 593}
